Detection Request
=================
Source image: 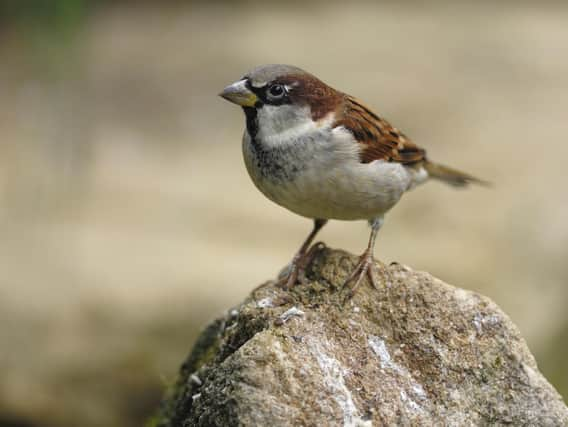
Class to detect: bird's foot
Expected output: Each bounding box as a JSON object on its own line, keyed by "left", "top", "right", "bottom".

{"left": 342, "top": 250, "right": 392, "bottom": 300}
{"left": 275, "top": 242, "right": 326, "bottom": 290}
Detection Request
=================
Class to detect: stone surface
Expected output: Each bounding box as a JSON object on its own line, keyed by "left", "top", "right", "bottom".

{"left": 151, "top": 247, "right": 568, "bottom": 427}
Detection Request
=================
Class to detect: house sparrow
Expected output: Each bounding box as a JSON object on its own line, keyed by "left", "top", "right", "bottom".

{"left": 220, "top": 64, "right": 485, "bottom": 293}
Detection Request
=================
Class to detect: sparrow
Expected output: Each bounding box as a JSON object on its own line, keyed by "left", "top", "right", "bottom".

{"left": 220, "top": 64, "right": 485, "bottom": 293}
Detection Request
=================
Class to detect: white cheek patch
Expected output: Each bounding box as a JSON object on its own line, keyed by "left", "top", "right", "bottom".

{"left": 257, "top": 109, "right": 339, "bottom": 150}
{"left": 256, "top": 105, "right": 316, "bottom": 145}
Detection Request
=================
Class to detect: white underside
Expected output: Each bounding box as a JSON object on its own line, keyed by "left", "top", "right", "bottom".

{"left": 243, "top": 111, "right": 428, "bottom": 221}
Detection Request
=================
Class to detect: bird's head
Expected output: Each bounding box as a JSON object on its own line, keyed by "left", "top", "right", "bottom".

{"left": 219, "top": 64, "right": 342, "bottom": 140}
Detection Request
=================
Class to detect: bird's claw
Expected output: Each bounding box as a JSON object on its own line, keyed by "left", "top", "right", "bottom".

{"left": 275, "top": 242, "right": 326, "bottom": 289}
{"left": 342, "top": 251, "right": 393, "bottom": 301}
{"left": 342, "top": 252, "right": 378, "bottom": 291}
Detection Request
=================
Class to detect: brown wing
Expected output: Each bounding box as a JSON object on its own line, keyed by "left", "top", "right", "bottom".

{"left": 335, "top": 96, "right": 426, "bottom": 165}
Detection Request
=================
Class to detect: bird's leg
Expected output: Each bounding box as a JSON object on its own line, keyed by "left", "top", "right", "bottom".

{"left": 276, "top": 219, "right": 328, "bottom": 289}
{"left": 297, "top": 241, "right": 327, "bottom": 283}
{"left": 343, "top": 217, "right": 384, "bottom": 297}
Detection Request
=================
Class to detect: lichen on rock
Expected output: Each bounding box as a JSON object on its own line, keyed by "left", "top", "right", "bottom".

{"left": 151, "top": 247, "right": 568, "bottom": 426}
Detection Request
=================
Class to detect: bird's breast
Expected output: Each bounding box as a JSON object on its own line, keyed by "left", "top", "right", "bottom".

{"left": 242, "top": 128, "right": 414, "bottom": 220}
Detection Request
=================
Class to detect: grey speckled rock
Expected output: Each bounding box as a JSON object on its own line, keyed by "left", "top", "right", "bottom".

{"left": 151, "top": 247, "right": 568, "bottom": 427}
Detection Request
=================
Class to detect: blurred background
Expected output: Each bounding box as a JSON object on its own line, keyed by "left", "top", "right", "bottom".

{"left": 1, "top": 1, "right": 567, "bottom": 425}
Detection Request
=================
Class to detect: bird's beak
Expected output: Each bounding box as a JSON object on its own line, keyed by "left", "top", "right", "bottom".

{"left": 219, "top": 79, "right": 258, "bottom": 107}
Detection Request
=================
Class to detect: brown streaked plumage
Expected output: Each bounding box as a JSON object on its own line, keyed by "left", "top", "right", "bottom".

{"left": 282, "top": 74, "right": 486, "bottom": 187}
{"left": 335, "top": 96, "right": 426, "bottom": 166}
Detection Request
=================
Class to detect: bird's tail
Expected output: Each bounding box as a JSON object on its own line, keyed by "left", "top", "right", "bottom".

{"left": 424, "top": 160, "right": 490, "bottom": 188}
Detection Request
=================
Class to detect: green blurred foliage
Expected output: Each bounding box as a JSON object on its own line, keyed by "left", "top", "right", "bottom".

{"left": 0, "top": 0, "right": 100, "bottom": 83}
{"left": 0, "top": 0, "right": 213, "bottom": 32}
{"left": 0, "top": 0, "right": 89, "bottom": 33}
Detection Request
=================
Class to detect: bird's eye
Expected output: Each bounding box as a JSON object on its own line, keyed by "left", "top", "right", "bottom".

{"left": 268, "top": 84, "right": 285, "bottom": 99}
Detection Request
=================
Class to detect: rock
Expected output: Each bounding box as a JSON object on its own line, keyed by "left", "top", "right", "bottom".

{"left": 150, "top": 247, "right": 568, "bottom": 426}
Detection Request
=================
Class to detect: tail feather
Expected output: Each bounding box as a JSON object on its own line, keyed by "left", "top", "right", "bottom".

{"left": 424, "top": 160, "right": 490, "bottom": 188}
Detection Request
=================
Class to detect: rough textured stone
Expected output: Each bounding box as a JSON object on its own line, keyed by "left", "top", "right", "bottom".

{"left": 151, "top": 247, "right": 568, "bottom": 427}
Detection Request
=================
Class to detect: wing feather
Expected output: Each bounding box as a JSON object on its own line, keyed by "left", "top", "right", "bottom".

{"left": 335, "top": 96, "right": 426, "bottom": 166}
